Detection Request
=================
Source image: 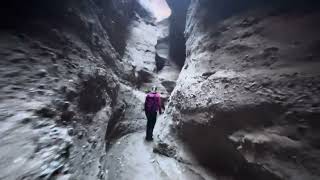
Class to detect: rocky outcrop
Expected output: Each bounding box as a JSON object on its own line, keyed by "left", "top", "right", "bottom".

{"left": 161, "top": 0, "right": 320, "bottom": 179}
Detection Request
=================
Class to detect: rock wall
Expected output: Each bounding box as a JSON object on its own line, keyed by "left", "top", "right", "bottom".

{"left": 166, "top": 0, "right": 190, "bottom": 68}
{"left": 163, "top": 0, "right": 320, "bottom": 179}
{"left": 0, "top": 0, "right": 156, "bottom": 179}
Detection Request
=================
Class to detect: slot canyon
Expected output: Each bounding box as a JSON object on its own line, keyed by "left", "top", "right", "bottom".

{"left": 0, "top": 0, "right": 320, "bottom": 179}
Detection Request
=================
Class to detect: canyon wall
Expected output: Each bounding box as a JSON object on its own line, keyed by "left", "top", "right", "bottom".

{"left": 0, "top": 0, "right": 157, "bottom": 179}
{"left": 162, "top": 0, "right": 320, "bottom": 179}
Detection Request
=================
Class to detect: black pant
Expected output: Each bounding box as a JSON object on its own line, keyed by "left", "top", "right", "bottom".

{"left": 145, "top": 111, "right": 157, "bottom": 140}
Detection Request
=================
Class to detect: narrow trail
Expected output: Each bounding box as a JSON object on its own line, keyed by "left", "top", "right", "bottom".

{"left": 104, "top": 115, "right": 207, "bottom": 180}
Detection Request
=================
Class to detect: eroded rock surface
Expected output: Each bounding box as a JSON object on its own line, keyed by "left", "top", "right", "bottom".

{"left": 161, "top": 0, "right": 320, "bottom": 179}
{"left": 0, "top": 0, "right": 158, "bottom": 179}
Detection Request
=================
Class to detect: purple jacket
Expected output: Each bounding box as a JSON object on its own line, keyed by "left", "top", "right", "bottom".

{"left": 145, "top": 92, "right": 161, "bottom": 113}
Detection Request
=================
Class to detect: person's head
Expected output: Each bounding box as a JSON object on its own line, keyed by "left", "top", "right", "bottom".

{"left": 151, "top": 85, "right": 157, "bottom": 93}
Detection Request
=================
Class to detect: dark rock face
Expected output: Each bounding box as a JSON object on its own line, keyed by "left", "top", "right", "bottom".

{"left": 166, "top": 0, "right": 190, "bottom": 68}
{"left": 161, "top": 0, "right": 320, "bottom": 179}
{"left": 78, "top": 73, "right": 118, "bottom": 113}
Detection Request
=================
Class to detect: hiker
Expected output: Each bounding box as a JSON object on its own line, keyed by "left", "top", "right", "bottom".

{"left": 144, "top": 86, "right": 163, "bottom": 141}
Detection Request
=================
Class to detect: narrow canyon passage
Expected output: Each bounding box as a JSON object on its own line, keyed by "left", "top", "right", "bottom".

{"left": 102, "top": 8, "right": 196, "bottom": 179}
{"left": 1, "top": 0, "right": 320, "bottom": 180}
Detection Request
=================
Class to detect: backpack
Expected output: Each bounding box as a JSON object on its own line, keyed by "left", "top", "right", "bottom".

{"left": 146, "top": 93, "right": 159, "bottom": 112}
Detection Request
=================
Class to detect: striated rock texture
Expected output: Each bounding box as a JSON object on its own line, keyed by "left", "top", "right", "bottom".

{"left": 0, "top": 0, "right": 157, "bottom": 179}
{"left": 162, "top": 0, "right": 320, "bottom": 179}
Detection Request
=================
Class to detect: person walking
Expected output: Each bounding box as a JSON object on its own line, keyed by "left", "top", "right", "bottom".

{"left": 144, "top": 86, "right": 162, "bottom": 141}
